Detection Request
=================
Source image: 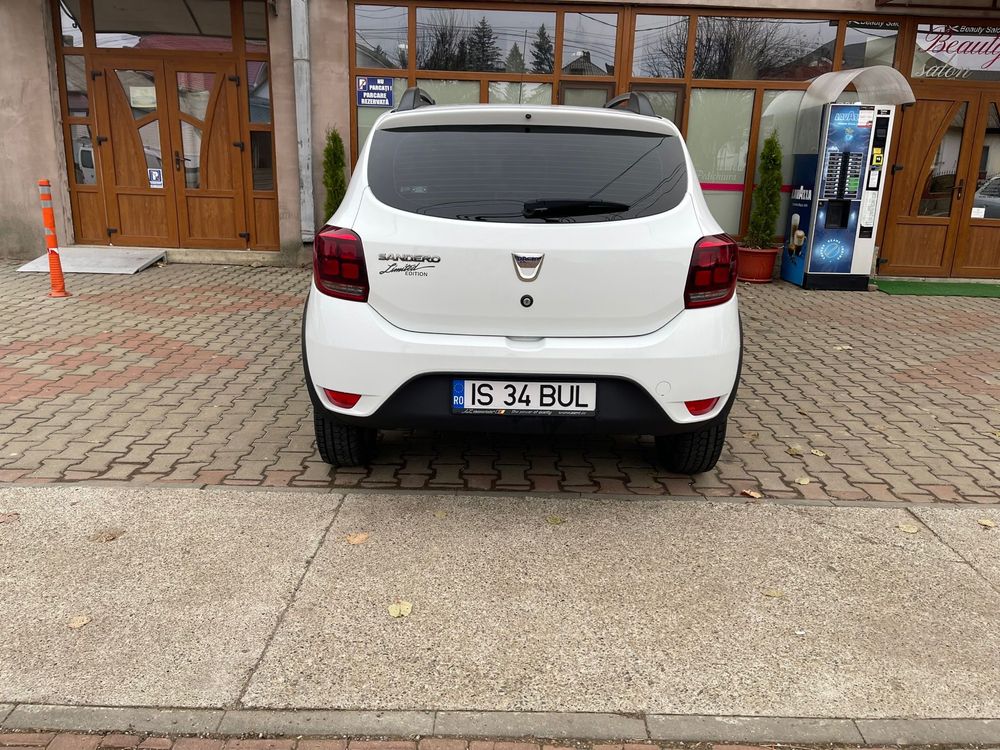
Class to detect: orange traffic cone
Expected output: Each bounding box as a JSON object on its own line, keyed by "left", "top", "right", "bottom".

{"left": 38, "top": 179, "right": 70, "bottom": 298}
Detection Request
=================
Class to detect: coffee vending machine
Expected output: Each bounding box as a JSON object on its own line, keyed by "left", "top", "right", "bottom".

{"left": 780, "top": 103, "right": 895, "bottom": 290}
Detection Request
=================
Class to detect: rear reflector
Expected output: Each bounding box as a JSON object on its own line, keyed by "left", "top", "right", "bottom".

{"left": 685, "top": 235, "right": 738, "bottom": 309}
{"left": 685, "top": 397, "right": 720, "bottom": 416}
{"left": 314, "top": 226, "right": 369, "bottom": 302}
{"left": 323, "top": 389, "right": 362, "bottom": 409}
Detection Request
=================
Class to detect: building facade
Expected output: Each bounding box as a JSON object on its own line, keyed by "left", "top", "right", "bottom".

{"left": 2, "top": 0, "right": 1000, "bottom": 278}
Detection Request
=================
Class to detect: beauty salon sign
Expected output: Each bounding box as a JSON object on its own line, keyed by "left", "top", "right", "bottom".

{"left": 914, "top": 25, "right": 1000, "bottom": 79}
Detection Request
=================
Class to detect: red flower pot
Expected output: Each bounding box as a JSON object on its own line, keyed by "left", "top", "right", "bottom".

{"left": 737, "top": 246, "right": 779, "bottom": 283}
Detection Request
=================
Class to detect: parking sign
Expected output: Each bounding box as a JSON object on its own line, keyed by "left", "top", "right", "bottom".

{"left": 356, "top": 76, "right": 393, "bottom": 107}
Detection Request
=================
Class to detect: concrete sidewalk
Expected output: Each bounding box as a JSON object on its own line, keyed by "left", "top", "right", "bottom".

{"left": 2, "top": 484, "right": 1000, "bottom": 740}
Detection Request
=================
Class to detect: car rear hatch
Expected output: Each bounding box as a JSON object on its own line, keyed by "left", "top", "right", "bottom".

{"left": 358, "top": 106, "right": 700, "bottom": 338}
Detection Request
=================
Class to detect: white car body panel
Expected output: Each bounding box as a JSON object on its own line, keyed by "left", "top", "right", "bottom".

{"left": 307, "top": 101, "right": 739, "bottom": 433}
{"left": 306, "top": 292, "right": 740, "bottom": 422}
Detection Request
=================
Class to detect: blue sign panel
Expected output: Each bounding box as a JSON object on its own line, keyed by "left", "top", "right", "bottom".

{"left": 780, "top": 155, "right": 816, "bottom": 286}
{"left": 356, "top": 76, "right": 394, "bottom": 107}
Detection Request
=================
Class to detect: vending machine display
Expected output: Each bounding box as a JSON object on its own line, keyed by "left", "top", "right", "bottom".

{"left": 780, "top": 103, "right": 895, "bottom": 290}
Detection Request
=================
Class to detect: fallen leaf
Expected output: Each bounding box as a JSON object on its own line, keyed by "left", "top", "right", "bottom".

{"left": 0, "top": 512, "right": 20, "bottom": 524}
{"left": 898, "top": 523, "right": 921, "bottom": 534}
{"left": 67, "top": 615, "right": 91, "bottom": 629}
{"left": 763, "top": 589, "right": 784, "bottom": 598}
{"left": 546, "top": 515, "right": 566, "bottom": 525}
{"left": 89, "top": 528, "right": 125, "bottom": 543}
{"left": 388, "top": 599, "right": 412, "bottom": 618}
{"left": 741, "top": 489, "right": 764, "bottom": 500}
{"left": 786, "top": 445, "right": 804, "bottom": 457}
{"left": 978, "top": 518, "right": 997, "bottom": 529}
{"left": 810, "top": 448, "right": 827, "bottom": 457}
{"left": 745, "top": 431, "right": 760, "bottom": 441}
{"left": 993, "top": 431, "right": 1000, "bottom": 439}
{"left": 794, "top": 477, "right": 811, "bottom": 486}
{"left": 433, "top": 510, "right": 447, "bottom": 519}
{"left": 345, "top": 531, "right": 370, "bottom": 545}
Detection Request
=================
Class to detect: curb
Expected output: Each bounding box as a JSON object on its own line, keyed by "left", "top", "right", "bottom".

{"left": 4, "top": 706, "right": 1000, "bottom": 745}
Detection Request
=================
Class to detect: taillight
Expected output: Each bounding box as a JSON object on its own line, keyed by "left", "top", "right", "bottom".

{"left": 685, "top": 397, "right": 720, "bottom": 416}
{"left": 685, "top": 235, "right": 738, "bottom": 309}
{"left": 314, "top": 226, "right": 369, "bottom": 301}
{"left": 323, "top": 389, "right": 361, "bottom": 409}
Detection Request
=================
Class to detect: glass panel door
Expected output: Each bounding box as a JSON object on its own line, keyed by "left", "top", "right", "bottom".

{"left": 94, "top": 60, "right": 180, "bottom": 246}
{"left": 954, "top": 98, "right": 1000, "bottom": 277}
{"left": 881, "top": 98, "right": 978, "bottom": 276}
{"left": 558, "top": 81, "right": 614, "bottom": 107}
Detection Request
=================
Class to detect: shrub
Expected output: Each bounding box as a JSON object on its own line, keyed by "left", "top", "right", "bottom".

{"left": 322, "top": 128, "right": 347, "bottom": 219}
{"left": 743, "top": 131, "right": 782, "bottom": 249}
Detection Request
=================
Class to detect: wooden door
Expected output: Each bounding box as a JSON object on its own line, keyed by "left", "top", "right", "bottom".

{"left": 880, "top": 98, "right": 979, "bottom": 277}
{"left": 953, "top": 95, "right": 1000, "bottom": 279}
{"left": 94, "top": 59, "right": 180, "bottom": 247}
{"left": 165, "top": 62, "right": 249, "bottom": 249}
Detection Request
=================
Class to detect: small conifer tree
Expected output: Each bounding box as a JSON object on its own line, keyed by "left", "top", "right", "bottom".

{"left": 744, "top": 131, "right": 783, "bottom": 249}
{"left": 323, "top": 128, "right": 347, "bottom": 219}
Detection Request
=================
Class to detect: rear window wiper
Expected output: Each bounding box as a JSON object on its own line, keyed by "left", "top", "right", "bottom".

{"left": 522, "top": 199, "right": 630, "bottom": 219}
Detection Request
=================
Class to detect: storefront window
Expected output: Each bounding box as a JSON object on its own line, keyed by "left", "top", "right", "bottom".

{"left": 631, "top": 87, "right": 682, "bottom": 122}
{"left": 244, "top": 0, "right": 268, "bottom": 54}
{"left": 562, "top": 13, "right": 617, "bottom": 76}
{"left": 561, "top": 85, "right": 612, "bottom": 107}
{"left": 913, "top": 24, "right": 1000, "bottom": 82}
{"left": 60, "top": 1, "right": 84, "bottom": 47}
{"left": 250, "top": 131, "right": 273, "bottom": 191}
{"left": 756, "top": 90, "right": 805, "bottom": 239}
{"left": 64, "top": 56, "right": 89, "bottom": 118}
{"left": 416, "top": 78, "right": 480, "bottom": 103}
{"left": 973, "top": 104, "right": 1000, "bottom": 219}
{"left": 693, "top": 17, "right": 836, "bottom": 80}
{"left": 416, "top": 9, "right": 556, "bottom": 73}
{"left": 687, "top": 88, "right": 755, "bottom": 234}
{"left": 488, "top": 82, "right": 552, "bottom": 105}
{"left": 919, "top": 103, "right": 966, "bottom": 217}
{"left": 69, "top": 124, "right": 96, "bottom": 185}
{"left": 355, "top": 5, "right": 409, "bottom": 69}
{"left": 95, "top": 0, "right": 233, "bottom": 50}
{"left": 842, "top": 21, "right": 898, "bottom": 69}
{"left": 632, "top": 15, "right": 689, "bottom": 79}
{"left": 248, "top": 62, "right": 271, "bottom": 123}
{"left": 357, "top": 77, "right": 409, "bottom": 149}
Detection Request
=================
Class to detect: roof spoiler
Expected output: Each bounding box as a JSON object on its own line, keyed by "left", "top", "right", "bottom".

{"left": 395, "top": 86, "right": 436, "bottom": 112}
{"left": 604, "top": 92, "right": 657, "bottom": 117}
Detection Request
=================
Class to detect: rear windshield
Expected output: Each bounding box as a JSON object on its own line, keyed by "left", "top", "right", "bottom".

{"left": 367, "top": 125, "right": 687, "bottom": 223}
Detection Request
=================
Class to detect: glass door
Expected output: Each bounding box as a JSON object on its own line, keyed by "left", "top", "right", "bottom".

{"left": 93, "top": 58, "right": 180, "bottom": 247}
{"left": 881, "top": 97, "right": 979, "bottom": 277}
{"left": 166, "top": 61, "right": 249, "bottom": 249}
{"left": 953, "top": 96, "right": 1000, "bottom": 278}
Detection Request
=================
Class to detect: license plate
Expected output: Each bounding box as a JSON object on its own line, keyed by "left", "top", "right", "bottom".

{"left": 451, "top": 379, "right": 596, "bottom": 416}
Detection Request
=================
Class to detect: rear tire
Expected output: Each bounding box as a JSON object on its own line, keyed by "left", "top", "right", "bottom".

{"left": 313, "top": 409, "right": 377, "bottom": 467}
{"left": 655, "top": 417, "right": 727, "bottom": 474}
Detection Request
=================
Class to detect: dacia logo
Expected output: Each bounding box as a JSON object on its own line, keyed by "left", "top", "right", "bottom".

{"left": 378, "top": 253, "right": 441, "bottom": 263}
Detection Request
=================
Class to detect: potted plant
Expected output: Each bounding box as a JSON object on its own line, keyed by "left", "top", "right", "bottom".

{"left": 738, "top": 130, "right": 782, "bottom": 282}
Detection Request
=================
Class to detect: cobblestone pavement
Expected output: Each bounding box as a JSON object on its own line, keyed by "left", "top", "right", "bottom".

{"left": 0, "top": 261, "right": 998, "bottom": 502}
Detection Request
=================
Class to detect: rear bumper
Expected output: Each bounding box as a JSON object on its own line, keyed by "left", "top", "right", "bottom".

{"left": 303, "top": 287, "right": 741, "bottom": 435}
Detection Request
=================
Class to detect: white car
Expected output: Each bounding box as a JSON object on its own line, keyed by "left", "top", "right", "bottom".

{"left": 303, "top": 90, "right": 742, "bottom": 474}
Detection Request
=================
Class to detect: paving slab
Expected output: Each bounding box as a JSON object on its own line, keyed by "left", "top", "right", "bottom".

{"left": 912, "top": 506, "right": 1000, "bottom": 587}
{"left": 2, "top": 706, "right": 223, "bottom": 734}
{"left": 0, "top": 486, "right": 340, "bottom": 707}
{"left": 243, "top": 494, "right": 1000, "bottom": 718}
